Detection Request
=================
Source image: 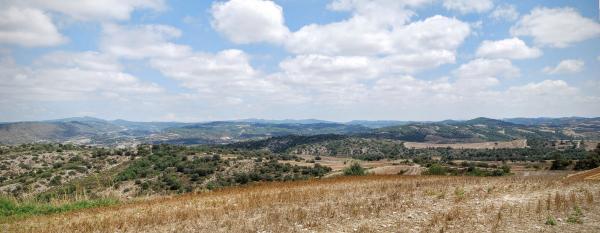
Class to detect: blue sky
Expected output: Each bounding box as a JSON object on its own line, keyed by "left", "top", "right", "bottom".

{"left": 0, "top": 0, "right": 599, "bottom": 122}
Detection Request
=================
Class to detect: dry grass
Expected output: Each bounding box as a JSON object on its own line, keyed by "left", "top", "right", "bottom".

{"left": 2, "top": 175, "right": 599, "bottom": 233}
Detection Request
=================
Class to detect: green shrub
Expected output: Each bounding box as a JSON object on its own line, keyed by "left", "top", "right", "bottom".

{"left": 567, "top": 206, "right": 584, "bottom": 224}
{"left": 343, "top": 163, "right": 366, "bottom": 176}
{"left": 424, "top": 164, "right": 447, "bottom": 175}
{"left": 0, "top": 197, "right": 118, "bottom": 218}
{"left": 545, "top": 216, "right": 557, "bottom": 225}
{"left": 49, "top": 176, "right": 62, "bottom": 186}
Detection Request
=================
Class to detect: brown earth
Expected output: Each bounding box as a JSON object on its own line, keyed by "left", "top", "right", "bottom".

{"left": 3, "top": 175, "right": 599, "bottom": 233}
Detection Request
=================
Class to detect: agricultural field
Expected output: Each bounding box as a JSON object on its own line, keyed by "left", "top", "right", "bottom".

{"left": 403, "top": 139, "right": 528, "bottom": 149}
{"left": 2, "top": 175, "right": 599, "bottom": 233}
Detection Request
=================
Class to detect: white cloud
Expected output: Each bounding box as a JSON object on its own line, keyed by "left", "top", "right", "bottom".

{"left": 327, "top": 0, "right": 429, "bottom": 26}
{"left": 150, "top": 49, "right": 256, "bottom": 91}
{"left": 511, "top": 7, "right": 600, "bottom": 48}
{"left": 371, "top": 76, "right": 454, "bottom": 103}
{"left": 476, "top": 37, "right": 541, "bottom": 60}
{"left": 151, "top": 49, "right": 309, "bottom": 105}
{"left": 507, "top": 80, "right": 576, "bottom": 96}
{"left": 210, "top": 0, "right": 469, "bottom": 78}
{"left": 391, "top": 15, "right": 471, "bottom": 54}
{"left": 0, "top": 52, "right": 161, "bottom": 102}
{"left": 35, "top": 51, "right": 121, "bottom": 71}
{"left": 286, "top": 13, "right": 469, "bottom": 57}
{"left": 453, "top": 58, "right": 520, "bottom": 80}
{"left": 285, "top": 19, "right": 391, "bottom": 56}
{"left": 0, "top": 7, "right": 66, "bottom": 47}
{"left": 285, "top": 14, "right": 470, "bottom": 74}
{"left": 101, "top": 24, "right": 191, "bottom": 59}
{"left": 490, "top": 4, "right": 519, "bottom": 21}
{"left": 543, "top": 59, "right": 584, "bottom": 74}
{"left": 211, "top": 0, "right": 290, "bottom": 44}
{"left": 366, "top": 76, "right": 592, "bottom": 120}
{"left": 443, "top": 0, "right": 493, "bottom": 14}
{"left": 279, "top": 55, "right": 377, "bottom": 82}
{"left": 377, "top": 50, "right": 456, "bottom": 73}
{"left": 10, "top": 0, "right": 165, "bottom": 21}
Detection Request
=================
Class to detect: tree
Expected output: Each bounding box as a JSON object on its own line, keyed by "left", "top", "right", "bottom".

{"left": 550, "top": 154, "right": 571, "bottom": 170}
{"left": 574, "top": 144, "right": 600, "bottom": 170}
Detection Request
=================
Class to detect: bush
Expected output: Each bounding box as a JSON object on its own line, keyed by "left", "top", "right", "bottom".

{"left": 162, "top": 174, "right": 182, "bottom": 191}
{"left": 49, "top": 176, "right": 62, "bottom": 186}
{"left": 567, "top": 206, "right": 584, "bottom": 224}
{"left": 545, "top": 216, "right": 557, "bottom": 226}
{"left": 550, "top": 158, "right": 572, "bottom": 170}
{"left": 574, "top": 148, "right": 600, "bottom": 170}
{"left": 424, "top": 164, "right": 447, "bottom": 175}
{"left": 343, "top": 163, "right": 366, "bottom": 176}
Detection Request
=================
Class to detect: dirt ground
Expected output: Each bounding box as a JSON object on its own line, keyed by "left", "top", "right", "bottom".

{"left": 282, "top": 155, "right": 422, "bottom": 175}
{"left": 3, "top": 174, "right": 599, "bottom": 233}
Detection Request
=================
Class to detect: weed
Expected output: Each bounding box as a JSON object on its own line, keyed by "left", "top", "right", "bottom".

{"left": 545, "top": 216, "right": 556, "bottom": 226}
{"left": 566, "top": 206, "right": 583, "bottom": 224}
{"left": 0, "top": 196, "right": 118, "bottom": 219}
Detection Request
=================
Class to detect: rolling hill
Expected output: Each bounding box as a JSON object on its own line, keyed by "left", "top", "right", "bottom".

{"left": 0, "top": 117, "right": 598, "bottom": 145}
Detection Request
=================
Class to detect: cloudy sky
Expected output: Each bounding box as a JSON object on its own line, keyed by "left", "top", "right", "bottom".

{"left": 0, "top": 0, "right": 599, "bottom": 122}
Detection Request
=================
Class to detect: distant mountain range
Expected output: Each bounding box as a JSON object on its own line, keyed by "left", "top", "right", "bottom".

{"left": 0, "top": 116, "right": 598, "bottom": 145}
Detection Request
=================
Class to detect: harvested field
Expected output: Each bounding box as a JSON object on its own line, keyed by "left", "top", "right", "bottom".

{"left": 404, "top": 139, "right": 528, "bottom": 149}
{"left": 3, "top": 175, "right": 599, "bottom": 233}
{"left": 282, "top": 155, "right": 419, "bottom": 174}
{"left": 564, "top": 167, "right": 600, "bottom": 182}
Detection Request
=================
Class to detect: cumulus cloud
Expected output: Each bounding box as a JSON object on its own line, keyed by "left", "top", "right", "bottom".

{"left": 211, "top": 0, "right": 290, "bottom": 44}
{"left": 507, "top": 80, "right": 576, "bottom": 96}
{"left": 0, "top": 52, "right": 161, "bottom": 102}
{"left": 209, "top": 0, "right": 470, "bottom": 74}
{"left": 148, "top": 49, "right": 306, "bottom": 104}
{"left": 511, "top": 7, "right": 600, "bottom": 48}
{"left": 150, "top": 49, "right": 257, "bottom": 91}
{"left": 476, "top": 37, "right": 541, "bottom": 60}
{"left": 0, "top": 0, "right": 166, "bottom": 47}
{"left": 443, "top": 0, "right": 493, "bottom": 14}
{"left": 490, "top": 4, "right": 519, "bottom": 21}
{"left": 365, "top": 76, "right": 592, "bottom": 120}
{"left": 453, "top": 59, "right": 520, "bottom": 80}
{"left": 286, "top": 14, "right": 469, "bottom": 57}
{"left": 0, "top": 7, "right": 66, "bottom": 47}
{"left": 543, "top": 59, "right": 585, "bottom": 74}
{"left": 284, "top": 14, "right": 470, "bottom": 74}
{"left": 377, "top": 50, "right": 456, "bottom": 73}
{"left": 3, "top": 0, "right": 599, "bottom": 121}
{"left": 8, "top": 0, "right": 165, "bottom": 21}
{"left": 327, "top": 0, "right": 429, "bottom": 26}
{"left": 101, "top": 24, "right": 191, "bottom": 59}
{"left": 35, "top": 51, "right": 121, "bottom": 71}
{"left": 279, "top": 55, "right": 378, "bottom": 82}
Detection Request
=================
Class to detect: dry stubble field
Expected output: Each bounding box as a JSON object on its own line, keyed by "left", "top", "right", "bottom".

{"left": 2, "top": 175, "right": 599, "bottom": 233}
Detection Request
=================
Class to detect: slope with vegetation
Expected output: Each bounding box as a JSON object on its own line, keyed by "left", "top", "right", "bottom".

{"left": 1, "top": 117, "right": 599, "bottom": 145}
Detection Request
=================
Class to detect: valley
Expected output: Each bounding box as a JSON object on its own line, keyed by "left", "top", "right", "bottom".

{"left": 1, "top": 117, "right": 599, "bottom": 232}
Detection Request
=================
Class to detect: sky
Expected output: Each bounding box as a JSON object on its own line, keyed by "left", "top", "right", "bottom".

{"left": 0, "top": 0, "right": 599, "bottom": 122}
